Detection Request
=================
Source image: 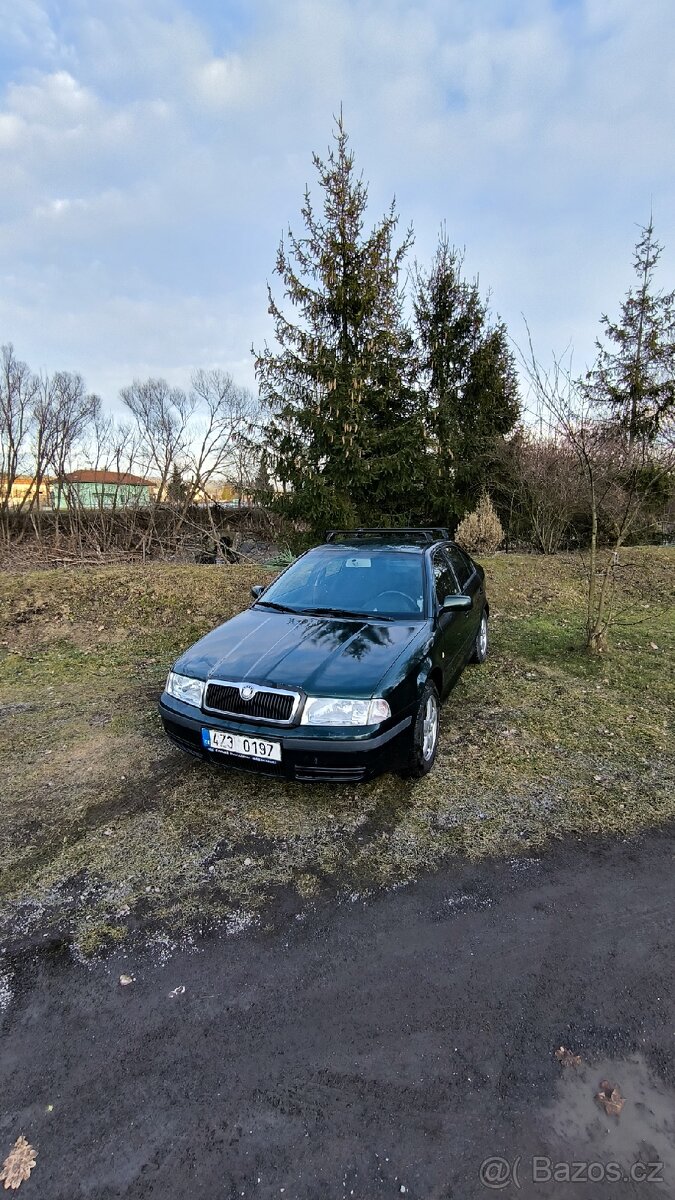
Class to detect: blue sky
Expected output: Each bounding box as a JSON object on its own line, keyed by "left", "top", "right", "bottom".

{"left": 0, "top": 0, "right": 673, "bottom": 408}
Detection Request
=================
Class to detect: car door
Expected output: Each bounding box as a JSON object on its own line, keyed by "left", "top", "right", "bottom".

{"left": 443, "top": 544, "right": 483, "bottom": 652}
{"left": 431, "top": 548, "right": 471, "bottom": 688}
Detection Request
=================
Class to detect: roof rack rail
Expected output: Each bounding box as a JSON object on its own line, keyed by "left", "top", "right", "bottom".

{"left": 325, "top": 527, "right": 450, "bottom": 544}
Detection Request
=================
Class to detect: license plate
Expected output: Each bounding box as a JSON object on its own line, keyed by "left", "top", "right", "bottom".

{"left": 202, "top": 728, "right": 282, "bottom": 762}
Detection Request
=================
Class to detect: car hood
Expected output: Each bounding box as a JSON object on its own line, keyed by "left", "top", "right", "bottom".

{"left": 173, "top": 607, "right": 425, "bottom": 698}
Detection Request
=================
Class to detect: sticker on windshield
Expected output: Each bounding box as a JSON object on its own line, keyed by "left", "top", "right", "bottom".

{"left": 345, "top": 557, "right": 371, "bottom": 568}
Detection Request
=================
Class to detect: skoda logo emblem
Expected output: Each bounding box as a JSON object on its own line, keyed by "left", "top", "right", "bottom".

{"left": 240, "top": 685, "right": 256, "bottom": 701}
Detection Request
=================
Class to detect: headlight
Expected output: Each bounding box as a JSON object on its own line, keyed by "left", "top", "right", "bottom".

{"left": 300, "top": 696, "right": 391, "bottom": 727}
{"left": 165, "top": 670, "right": 205, "bottom": 708}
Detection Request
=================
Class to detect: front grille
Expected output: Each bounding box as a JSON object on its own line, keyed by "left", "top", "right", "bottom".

{"left": 204, "top": 681, "right": 297, "bottom": 724}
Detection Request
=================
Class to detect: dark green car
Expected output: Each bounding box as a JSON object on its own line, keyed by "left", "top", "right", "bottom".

{"left": 159, "top": 528, "right": 489, "bottom": 782}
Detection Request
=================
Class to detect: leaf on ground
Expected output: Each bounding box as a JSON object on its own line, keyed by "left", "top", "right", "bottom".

{"left": 596, "top": 1079, "right": 625, "bottom": 1117}
{"left": 0, "top": 1137, "right": 37, "bottom": 1190}
{"left": 119, "top": 974, "right": 135, "bottom": 986}
{"left": 555, "top": 1046, "right": 583, "bottom": 1068}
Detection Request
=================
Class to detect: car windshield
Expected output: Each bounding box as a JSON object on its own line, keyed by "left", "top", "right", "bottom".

{"left": 257, "top": 547, "right": 426, "bottom": 619}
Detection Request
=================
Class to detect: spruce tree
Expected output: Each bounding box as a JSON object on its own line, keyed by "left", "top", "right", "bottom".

{"left": 166, "top": 463, "right": 187, "bottom": 503}
{"left": 413, "top": 231, "right": 520, "bottom": 519}
{"left": 254, "top": 116, "right": 425, "bottom": 531}
{"left": 585, "top": 218, "right": 675, "bottom": 444}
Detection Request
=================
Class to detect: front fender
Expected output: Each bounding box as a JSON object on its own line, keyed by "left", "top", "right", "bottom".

{"left": 416, "top": 656, "right": 435, "bottom": 698}
{"left": 379, "top": 628, "right": 435, "bottom": 715}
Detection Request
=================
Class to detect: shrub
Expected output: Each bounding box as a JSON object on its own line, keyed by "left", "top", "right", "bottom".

{"left": 263, "top": 547, "right": 296, "bottom": 569}
{"left": 455, "top": 493, "right": 504, "bottom": 556}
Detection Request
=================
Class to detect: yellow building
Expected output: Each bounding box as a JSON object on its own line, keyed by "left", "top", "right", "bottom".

{"left": 192, "top": 480, "right": 238, "bottom": 504}
{"left": 145, "top": 477, "right": 248, "bottom": 505}
{"left": 0, "top": 475, "right": 52, "bottom": 509}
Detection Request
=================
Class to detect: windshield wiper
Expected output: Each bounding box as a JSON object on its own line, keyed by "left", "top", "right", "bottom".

{"left": 254, "top": 600, "right": 300, "bottom": 614}
{"left": 297, "top": 606, "right": 395, "bottom": 621}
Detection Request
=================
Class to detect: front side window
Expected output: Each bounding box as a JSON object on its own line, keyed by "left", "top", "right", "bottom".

{"left": 432, "top": 549, "right": 459, "bottom": 605}
{"left": 257, "top": 547, "right": 425, "bottom": 618}
{"left": 445, "top": 546, "right": 473, "bottom": 590}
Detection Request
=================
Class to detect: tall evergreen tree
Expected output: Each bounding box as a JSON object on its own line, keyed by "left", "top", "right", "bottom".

{"left": 166, "top": 463, "right": 187, "bottom": 503}
{"left": 585, "top": 218, "right": 675, "bottom": 444}
{"left": 413, "top": 231, "right": 520, "bottom": 518}
{"left": 254, "top": 116, "right": 426, "bottom": 531}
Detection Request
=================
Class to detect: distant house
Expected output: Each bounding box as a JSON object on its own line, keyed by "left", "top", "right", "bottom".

{"left": 191, "top": 480, "right": 240, "bottom": 506}
{"left": 53, "top": 470, "right": 152, "bottom": 510}
{"left": 0, "top": 475, "right": 52, "bottom": 509}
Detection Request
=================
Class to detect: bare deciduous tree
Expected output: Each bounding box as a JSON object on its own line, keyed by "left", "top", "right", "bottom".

{"left": 82, "top": 411, "right": 141, "bottom": 481}
{"left": 186, "top": 368, "right": 258, "bottom": 504}
{"left": 118, "top": 371, "right": 263, "bottom": 555}
{"left": 120, "top": 377, "right": 195, "bottom": 554}
{"left": 497, "top": 424, "right": 581, "bottom": 554}
{"left": 0, "top": 341, "right": 272, "bottom": 560}
{"left": 523, "top": 333, "right": 674, "bottom": 653}
{"left": 0, "top": 344, "right": 39, "bottom": 538}
{"left": 48, "top": 372, "right": 101, "bottom": 508}
{"left": 121, "top": 378, "right": 194, "bottom": 501}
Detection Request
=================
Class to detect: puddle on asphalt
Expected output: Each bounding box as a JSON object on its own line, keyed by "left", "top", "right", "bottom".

{"left": 543, "top": 1054, "right": 675, "bottom": 1191}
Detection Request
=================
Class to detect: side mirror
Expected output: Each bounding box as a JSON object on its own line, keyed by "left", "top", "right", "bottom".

{"left": 250, "top": 584, "right": 265, "bottom": 599}
{"left": 441, "top": 594, "right": 471, "bottom": 611}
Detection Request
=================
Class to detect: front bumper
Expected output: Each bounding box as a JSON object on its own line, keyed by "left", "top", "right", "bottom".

{"left": 159, "top": 694, "right": 413, "bottom": 782}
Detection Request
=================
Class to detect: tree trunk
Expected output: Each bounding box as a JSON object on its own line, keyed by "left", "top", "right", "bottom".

{"left": 585, "top": 477, "right": 599, "bottom": 652}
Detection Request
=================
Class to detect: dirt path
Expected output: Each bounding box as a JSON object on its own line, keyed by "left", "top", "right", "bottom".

{"left": 1, "top": 829, "right": 674, "bottom": 1199}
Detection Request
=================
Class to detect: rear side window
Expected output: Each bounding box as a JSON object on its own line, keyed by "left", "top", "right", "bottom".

{"left": 445, "top": 546, "right": 473, "bottom": 590}
{"left": 432, "top": 549, "right": 459, "bottom": 604}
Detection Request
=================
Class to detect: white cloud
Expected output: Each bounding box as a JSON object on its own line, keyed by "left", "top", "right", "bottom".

{"left": 0, "top": 0, "right": 673, "bottom": 407}
{"left": 195, "top": 54, "right": 248, "bottom": 108}
{"left": 0, "top": 112, "right": 23, "bottom": 150}
{"left": 7, "top": 69, "right": 96, "bottom": 123}
{"left": 33, "top": 196, "right": 83, "bottom": 217}
{"left": 0, "top": 0, "right": 63, "bottom": 62}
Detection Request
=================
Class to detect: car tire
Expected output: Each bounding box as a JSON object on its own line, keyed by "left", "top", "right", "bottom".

{"left": 400, "top": 679, "right": 440, "bottom": 779}
{"left": 471, "top": 609, "right": 489, "bottom": 664}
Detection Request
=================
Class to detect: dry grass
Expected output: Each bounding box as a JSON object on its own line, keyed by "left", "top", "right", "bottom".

{"left": 0, "top": 549, "right": 673, "bottom": 956}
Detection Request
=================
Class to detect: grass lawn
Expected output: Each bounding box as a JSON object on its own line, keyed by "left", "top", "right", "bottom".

{"left": 0, "top": 547, "right": 673, "bottom": 957}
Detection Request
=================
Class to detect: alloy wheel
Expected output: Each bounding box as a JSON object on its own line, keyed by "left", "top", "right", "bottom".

{"left": 422, "top": 694, "right": 439, "bottom": 760}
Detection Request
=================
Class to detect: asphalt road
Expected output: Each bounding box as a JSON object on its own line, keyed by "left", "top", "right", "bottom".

{"left": 1, "top": 830, "right": 674, "bottom": 1199}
